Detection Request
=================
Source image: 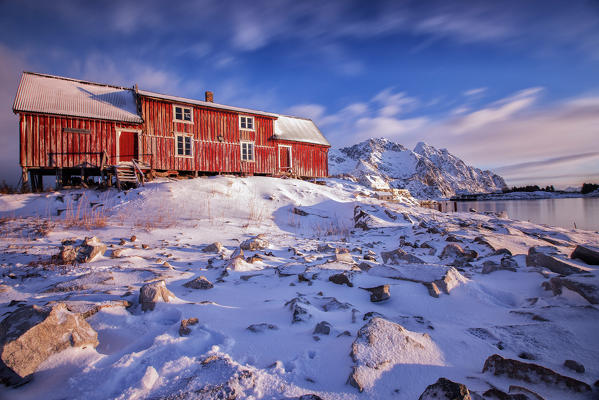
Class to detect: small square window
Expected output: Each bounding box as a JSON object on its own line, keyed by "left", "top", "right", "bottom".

{"left": 241, "top": 141, "right": 254, "bottom": 161}
{"left": 176, "top": 135, "right": 192, "bottom": 157}
{"left": 239, "top": 116, "right": 254, "bottom": 131}
{"left": 174, "top": 105, "right": 193, "bottom": 123}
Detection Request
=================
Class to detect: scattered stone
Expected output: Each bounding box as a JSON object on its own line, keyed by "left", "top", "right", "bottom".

{"left": 292, "top": 207, "right": 309, "bottom": 216}
{"left": 139, "top": 280, "right": 175, "bottom": 311}
{"left": 445, "top": 235, "right": 462, "bottom": 243}
{"left": 370, "top": 264, "right": 467, "bottom": 298}
{"left": 318, "top": 297, "right": 352, "bottom": 312}
{"left": 482, "top": 387, "right": 527, "bottom": 399}
{"left": 0, "top": 303, "right": 98, "bottom": 385}
{"left": 111, "top": 248, "right": 124, "bottom": 258}
{"left": 179, "top": 317, "right": 199, "bottom": 336}
{"left": 362, "top": 285, "right": 390, "bottom": 302}
{"left": 317, "top": 243, "right": 336, "bottom": 253}
{"left": 119, "top": 239, "right": 127, "bottom": 245}
{"left": 482, "top": 260, "right": 517, "bottom": 274}
{"left": 329, "top": 273, "right": 353, "bottom": 287}
{"left": 418, "top": 377, "right": 472, "bottom": 400}
{"left": 381, "top": 248, "right": 425, "bottom": 264}
{"left": 333, "top": 248, "right": 355, "bottom": 264}
{"left": 130, "top": 235, "right": 137, "bottom": 242}
{"left": 183, "top": 276, "right": 214, "bottom": 290}
{"left": 526, "top": 246, "right": 590, "bottom": 275}
{"left": 285, "top": 296, "right": 312, "bottom": 323}
{"left": 564, "top": 359, "right": 585, "bottom": 373}
{"left": 162, "top": 261, "right": 173, "bottom": 269}
{"left": 337, "top": 331, "right": 352, "bottom": 337}
{"left": 542, "top": 276, "right": 599, "bottom": 304}
{"left": 570, "top": 244, "right": 599, "bottom": 265}
{"left": 298, "top": 394, "right": 323, "bottom": 400}
{"left": 313, "top": 321, "right": 332, "bottom": 335}
{"left": 494, "top": 248, "right": 513, "bottom": 257}
{"left": 246, "top": 254, "right": 263, "bottom": 263}
{"left": 141, "top": 244, "right": 149, "bottom": 249}
{"left": 518, "top": 351, "right": 536, "bottom": 360}
{"left": 357, "top": 262, "right": 374, "bottom": 271}
{"left": 45, "top": 271, "right": 114, "bottom": 293}
{"left": 354, "top": 206, "right": 371, "bottom": 230}
{"left": 508, "top": 385, "right": 546, "bottom": 400}
{"left": 230, "top": 247, "right": 244, "bottom": 260}
{"left": 62, "top": 300, "right": 132, "bottom": 319}
{"left": 482, "top": 354, "right": 591, "bottom": 393}
{"left": 247, "top": 323, "right": 278, "bottom": 333}
{"left": 348, "top": 317, "right": 442, "bottom": 392}
{"left": 240, "top": 234, "right": 268, "bottom": 251}
{"left": 440, "top": 244, "right": 477, "bottom": 263}
{"left": 203, "top": 242, "right": 223, "bottom": 253}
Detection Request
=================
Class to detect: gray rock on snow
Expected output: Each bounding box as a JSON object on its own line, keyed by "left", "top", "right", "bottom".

{"left": 564, "top": 359, "right": 585, "bottom": 374}
{"left": 440, "top": 243, "right": 477, "bottom": 264}
{"left": 240, "top": 234, "right": 268, "bottom": 251}
{"left": 482, "top": 354, "right": 591, "bottom": 393}
{"left": 542, "top": 277, "right": 599, "bottom": 304}
{"left": 526, "top": 246, "right": 590, "bottom": 275}
{"left": 313, "top": 321, "right": 332, "bottom": 335}
{"left": 247, "top": 323, "right": 278, "bottom": 333}
{"left": 203, "top": 242, "right": 224, "bottom": 253}
{"left": 570, "top": 244, "right": 599, "bottom": 265}
{"left": 381, "top": 248, "right": 425, "bottom": 264}
{"left": 183, "top": 276, "right": 214, "bottom": 290}
{"left": 362, "top": 285, "right": 390, "bottom": 302}
{"left": 0, "top": 303, "right": 99, "bottom": 386}
{"left": 179, "top": 317, "right": 199, "bottom": 336}
{"left": 139, "top": 280, "right": 175, "bottom": 311}
{"left": 418, "top": 377, "right": 472, "bottom": 400}
{"left": 52, "top": 236, "right": 107, "bottom": 264}
{"left": 329, "top": 273, "right": 353, "bottom": 287}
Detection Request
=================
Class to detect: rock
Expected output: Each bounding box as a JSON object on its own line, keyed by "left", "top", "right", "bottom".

{"left": 78, "top": 237, "right": 107, "bottom": 262}
{"left": 313, "top": 321, "right": 332, "bottom": 335}
{"left": 246, "top": 323, "right": 278, "bottom": 333}
{"left": 381, "top": 248, "right": 425, "bottom": 264}
{"left": 240, "top": 234, "right": 268, "bottom": 251}
{"left": 333, "top": 248, "right": 355, "bottom": 264}
{"left": 54, "top": 245, "right": 78, "bottom": 264}
{"left": 246, "top": 254, "right": 263, "bottom": 263}
{"left": 526, "top": 246, "right": 590, "bottom": 275}
{"left": 542, "top": 276, "right": 599, "bottom": 304}
{"left": 141, "top": 244, "right": 149, "bottom": 249}
{"left": 483, "top": 387, "right": 528, "bottom": 399}
{"left": 564, "top": 359, "right": 585, "bottom": 373}
{"left": 130, "top": 235, "right": 137, "bottom": 242}
{"left": 111, "top": 248, "right": 124, "bottom": 258}
{"left": 348, "top": 317, "right": 443, "bottom": 392}
{"left": 179, "top": 317, "right": 199, "bottom": 336}
{"left": 230, "top": 247, "right": 244, "bottom": 260}
{"left": 316, "top": 296, "right": 352, "bottom": 312}
{"left": 501, "top": 256, "right": 518, "bottom": 269}
{"left": 370, "top": 264, "right": 467, "bottom": 298}
{"left": 363, "top": 285, "right": 390, "bottom": 302}
{"left": 139, "top": 280, "right": 175, "bottom": 311}
{"left": 482, "top": 354, "right": 591, "bottom": 392}
{"left": 62, "top": 300, "right": 132, "bottom": 319}
{"left": 494, "top": 248, "right": 513, "bottom": 257}
{"left": 317, "top": 243, "right": 336, "bottom": 253}
{"left": 445, "top": 235, "right": 461, "bottom": 242}
{"left": 354, "top": 206, "right": 371, "bottom": 230}
{"left": 482, "top": 260, "right": 516, "bottom": 274}
{"left": 440, "top": 243, "right": 477, "bottom": 263}
{"left": 0, "top": 303, "right": 98, "bottom": 385}
{"left": 508, "top": 385, "right": 546, "bottom": 400}
{"left": 418, "top": 378, "right": 472, "bottom": 400}
{"left": 298, "top": 395, "right": 323, "bottom": 400}
{"left": 292, "top": 207, "right": 309, "bottom": 216}
{"left": 183, "top": 276, "right": 214, "bottom": 290}
{"left": 203, "top": 242, "right": 223, "bottom": 253}
{"left": 285, "top": 296, "right": 312, "bottom": 323}
{"left": 45, "top": 271, "right": 114, "bottom": 293}
{"left": 329, "top": 273, "right": 353, "bottom": 287}
{"left": 363, "top": 254, "right": 377, "bottom": 261}
{"left": 357, "top": 262, "right": 374, "bottom": 271}
{"left": 277, "top": 263, "right": 307, "bottom": 277}
{"left": 570, "top": 244, "right": 599, "bottom": 265}
{"left": 119, "top": 239, "right": 127, "bottom": 245}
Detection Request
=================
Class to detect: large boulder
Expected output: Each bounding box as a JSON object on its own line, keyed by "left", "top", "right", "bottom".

{"left": 139, "top": 280, "right": 175, "bottom": 311}
{"left": 526, "top": 246, "right": 590, "bottom": 275}
{"left": 52, "top": 237, "right": 107, "bottom": 264}
{"left": 0, "top": 303, "right": 99, "bottom": 385}
{"left": 570, "top": 244, "right": 599, "bottom": 265}
{"left": 482, "top": 354, "right": 591, "bottom": 393}
{"left": 348, "top": 317, "right": 443, "bottom": 392}
{"left": 240, "top": 234, "right": 268, "bottom": 251}
{"left": 381, "top": 248, "right": 425, "bottom": 264}
{"left": 418, "top": 378, "right": 472, "bottom": 400}
{"left": 542, "top": 277, "right": 599, "bottom": 304}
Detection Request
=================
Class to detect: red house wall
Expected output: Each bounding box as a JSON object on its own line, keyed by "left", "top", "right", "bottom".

{"left": 19, "top": 113, "right": 140, "bottom": 169}
{"left": 273, "top": 139, "right": 329, "bottom": 178}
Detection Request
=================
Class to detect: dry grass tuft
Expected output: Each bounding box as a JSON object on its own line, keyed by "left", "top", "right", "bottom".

{"left": 62, "top": 193, "right": 108, "bottom": 229}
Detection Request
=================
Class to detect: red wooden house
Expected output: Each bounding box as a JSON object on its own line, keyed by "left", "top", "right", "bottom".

{"left": 12, "top": 72, "right": 330, "bottom": 189}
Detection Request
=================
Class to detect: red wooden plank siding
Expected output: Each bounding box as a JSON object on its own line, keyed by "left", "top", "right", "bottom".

{"left": 274, "top": 139, "right": 329, "bottom": 178}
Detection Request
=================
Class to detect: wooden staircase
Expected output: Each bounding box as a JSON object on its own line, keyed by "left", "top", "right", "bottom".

{"left": 113, "top": 160, "right": 149, "bottom": 190}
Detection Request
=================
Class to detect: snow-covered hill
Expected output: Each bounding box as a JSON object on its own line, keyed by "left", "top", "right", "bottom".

{"left": 329, "top": 138, "right": 507, "bottom": 199}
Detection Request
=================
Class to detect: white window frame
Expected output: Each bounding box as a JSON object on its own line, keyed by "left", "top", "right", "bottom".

{"left": 173, "top": 104, "right": 193, "bottom": 124}
{"left": 278, "top": 144, "right": 292, "bottom": 169}
{"left": 239, "top": 115, "right": 255, "bottom": 131}
{"left": 240, "top": 141, "right": 255, "bottom": 162}
{"left": 175, "top": 133, "right": 193, "bottom": 158}
{"left": 115, "top": 128, "right": 142, "bottom": 163}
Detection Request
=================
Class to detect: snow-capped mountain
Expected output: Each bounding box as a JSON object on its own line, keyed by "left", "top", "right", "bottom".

{"left": 329, "top": 138, "right": 507, "bottom": 199}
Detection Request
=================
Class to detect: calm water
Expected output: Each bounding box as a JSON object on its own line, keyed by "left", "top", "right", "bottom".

{"left": 450, "top": 197, "right": 599, "bottom": 232}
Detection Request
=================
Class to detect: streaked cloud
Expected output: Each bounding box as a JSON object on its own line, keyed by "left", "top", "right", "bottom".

{"left": 463, "top": 87, "right": 487, "bottom": 97}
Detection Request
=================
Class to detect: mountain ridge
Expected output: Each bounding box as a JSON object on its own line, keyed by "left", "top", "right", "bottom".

{"left": 329, "top": 137, "right": 507, "bottom": 199}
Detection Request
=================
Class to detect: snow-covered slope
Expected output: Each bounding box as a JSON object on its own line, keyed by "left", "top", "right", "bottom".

{"left": 329, "top": 138, "right": 507, "bottom": 199}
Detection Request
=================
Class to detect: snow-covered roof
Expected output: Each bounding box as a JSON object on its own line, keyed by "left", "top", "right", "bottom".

{"left": 13, "top": 72, "right": 143, "bottom": 123}
{"left": 274, "top": 115, "right": 331, "bottom": 147}
{"left": 138, "top": 89, "right": 278, "bottom": 118}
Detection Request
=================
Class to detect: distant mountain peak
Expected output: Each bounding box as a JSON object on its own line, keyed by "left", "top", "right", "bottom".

{"left": 330, "top": 138, "right": 507, "bottom": 199}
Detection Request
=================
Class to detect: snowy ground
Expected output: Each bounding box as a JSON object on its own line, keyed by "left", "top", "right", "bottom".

{"left": 0, "top": 176, "right": 598, "bottom": 399}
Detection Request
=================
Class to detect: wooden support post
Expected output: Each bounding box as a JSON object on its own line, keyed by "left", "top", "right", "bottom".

{"left": 21, "top": 167, "right": 29, "bottom": 192}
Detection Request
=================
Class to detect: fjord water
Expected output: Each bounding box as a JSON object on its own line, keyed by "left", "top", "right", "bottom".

{"left": 454, "top": 197, "right": 599, "bottom": 231}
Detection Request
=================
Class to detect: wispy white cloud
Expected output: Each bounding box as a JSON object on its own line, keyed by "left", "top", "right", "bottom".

{"left": 463, "top": 87, "right": 487, "bottom": 97}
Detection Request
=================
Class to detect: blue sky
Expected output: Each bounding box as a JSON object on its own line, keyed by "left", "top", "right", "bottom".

{"left": 1, "top": 0, "right": 598, "bottom": 188}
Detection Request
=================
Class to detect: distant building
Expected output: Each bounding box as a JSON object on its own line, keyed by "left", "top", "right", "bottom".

{"left": 13, "top": 72, "right": 330, "bottom": 190}
{"left": 374, "top": 188, "right": 412, "bottom": 201}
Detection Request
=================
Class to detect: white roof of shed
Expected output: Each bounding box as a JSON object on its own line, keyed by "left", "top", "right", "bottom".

{"left": 138, "top": 89, "right": 278, "bottom": 118}
{"left": 274, "top": 115, "right": 330, "bottom": 146}
{"left": 13, "top": 72, "right": 143, "bottom": 123}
